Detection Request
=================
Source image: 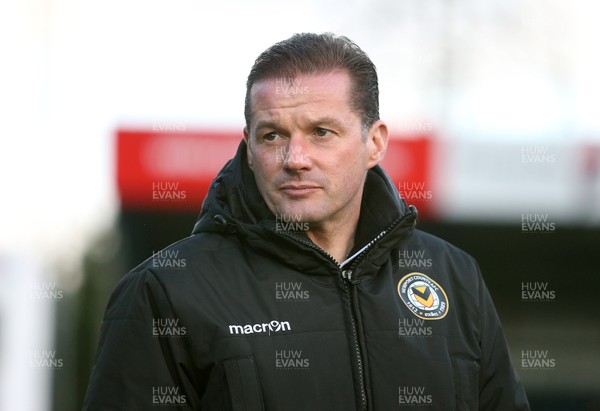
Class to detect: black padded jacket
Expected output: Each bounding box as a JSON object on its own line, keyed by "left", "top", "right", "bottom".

{"left": 83, "top": 140, "right": 530, "bottom": 410}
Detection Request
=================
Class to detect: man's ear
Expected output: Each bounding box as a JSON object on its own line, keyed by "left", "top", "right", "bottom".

{"left": 243, "top": 127, "right": 253, "bottom": 170}
{"left": 366, "top": 120, "right": 388, "bottom": 169}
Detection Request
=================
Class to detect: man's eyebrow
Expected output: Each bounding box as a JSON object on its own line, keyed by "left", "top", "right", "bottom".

{"left": 254, "top": 120, "right": 279, "bottom": 131}
{"left": 310, "top": 116, "right": 345, "bottom": 128}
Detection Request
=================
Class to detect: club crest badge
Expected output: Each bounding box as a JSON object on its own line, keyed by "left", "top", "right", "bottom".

{"left": 397, "top": 272, "right": 449, "bottom": 320}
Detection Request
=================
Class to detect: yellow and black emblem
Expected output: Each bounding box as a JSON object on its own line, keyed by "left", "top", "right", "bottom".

{"left": 397, "top": 272, "right": 449, "bottom": 320}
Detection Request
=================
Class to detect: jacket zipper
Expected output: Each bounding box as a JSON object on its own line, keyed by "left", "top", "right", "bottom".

{"left": 277, "top": 230, "right": 341, "bottom": 267}
{"left": 340, "top": 275, "right": 368, "bottom": 410}
{"left": 277, "top": 221, "right": 399, "bottom": 411}
{"left": 342, "top": 210, "right": 413, "bottom": 273}
{"left": 338, "top": 230, "right": 390, "bottom": 411}
{"left": 276, "top": 209, "right": 415, "bottom": 411}
{"left": 279, "top": 231, "right": 370, "bottom": 410}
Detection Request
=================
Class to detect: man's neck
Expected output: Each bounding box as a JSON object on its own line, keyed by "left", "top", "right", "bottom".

{"left": 306, "top": 215, "right": 359, "bottom": 265}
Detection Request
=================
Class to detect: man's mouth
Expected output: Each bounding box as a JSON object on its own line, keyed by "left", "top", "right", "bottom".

{"left": 278, "top": 184, "right": 321, "bottom": 197}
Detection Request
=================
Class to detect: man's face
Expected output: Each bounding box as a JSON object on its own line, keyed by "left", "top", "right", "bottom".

{"left": 244, "top": 70, "right": 387, "bottom": 229}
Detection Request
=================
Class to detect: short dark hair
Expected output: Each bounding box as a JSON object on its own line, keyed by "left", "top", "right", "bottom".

{"left": 244, "top": 32, "right": 379, "bottom": 134}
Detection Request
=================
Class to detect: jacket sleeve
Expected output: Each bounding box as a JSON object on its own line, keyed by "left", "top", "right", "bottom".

{"left": 476, "top": 263, "right": 530, "bottom": 410}
{"left": 82, "top": 269, "right": 200, "bottom": 410}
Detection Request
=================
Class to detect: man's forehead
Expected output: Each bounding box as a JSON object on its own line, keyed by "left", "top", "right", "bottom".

{"left": 252, "top": 70, "right": 350, "bottom": 89}
{"left": 248, "top": 71, "right": 353, "bottom": 124}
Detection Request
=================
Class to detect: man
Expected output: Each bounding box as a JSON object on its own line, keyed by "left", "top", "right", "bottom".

{"left": 83, "top": 33, "right": 530, "bottom": 410}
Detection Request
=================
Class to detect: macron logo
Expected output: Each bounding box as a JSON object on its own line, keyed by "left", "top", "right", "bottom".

{"left": 228, "top": 320, "right": 291, "bottom": 335}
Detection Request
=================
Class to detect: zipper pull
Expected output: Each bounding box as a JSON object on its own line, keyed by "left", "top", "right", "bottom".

{"left": 342, "top": 269, "right": 353, "bottom": 281}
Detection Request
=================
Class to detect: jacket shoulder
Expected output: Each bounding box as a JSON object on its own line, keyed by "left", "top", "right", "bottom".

{"left": 408, "top": 228, "right": 478, "bottom": 266}
{"left": 131, "top": 231, "right": 241, "bottom": 274}
{"left": 403, "top": 228, "right": 483, "bottom": 295}
{"left": 105, "top": 232, "right": 240, "bottom": 316}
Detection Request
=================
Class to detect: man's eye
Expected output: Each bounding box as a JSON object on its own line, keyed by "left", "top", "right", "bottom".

{"left": 315, "top": 128, "right": 331, "bottom": 138}
{"left": 263, "top": 132, "right": 279, "bottom": 141}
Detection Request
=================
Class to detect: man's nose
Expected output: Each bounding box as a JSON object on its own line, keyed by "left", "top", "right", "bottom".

{"left": 282, "top": 136, "right": 311, "bottom": 171}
